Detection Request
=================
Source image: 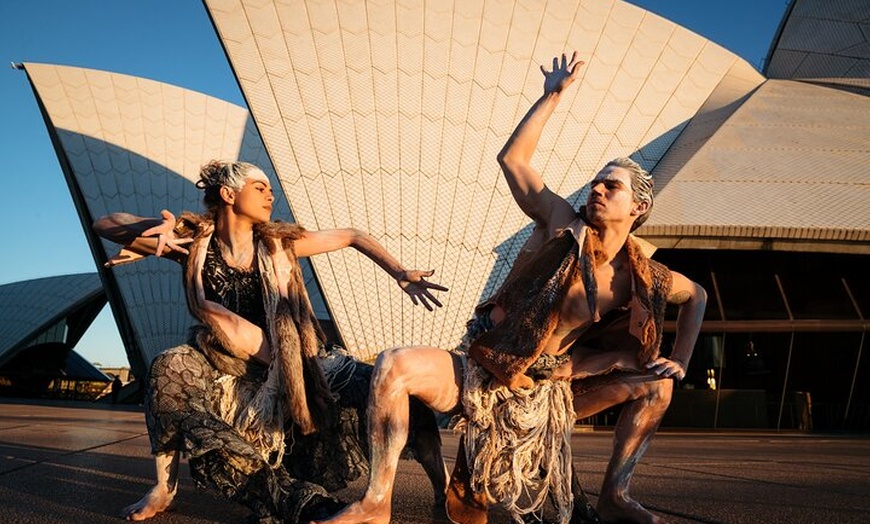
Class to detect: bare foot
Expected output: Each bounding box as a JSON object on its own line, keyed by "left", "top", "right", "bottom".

{"left": 596, "top": 493, "right": 667, "bottom": 524}
{"left": 311, "top": 498, "right": 390, "bottom": 524}
{"left": 121, "top": 485, "right": 176, "bottom": 521}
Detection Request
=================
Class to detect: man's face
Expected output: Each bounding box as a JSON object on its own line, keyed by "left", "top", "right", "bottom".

{"left": 584, "top": 166, "right": 641, "bottom": 227}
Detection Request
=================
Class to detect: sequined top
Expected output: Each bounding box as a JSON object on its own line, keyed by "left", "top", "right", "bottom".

{"left": 201, "top": 234, "right": 267, "bottom": 330}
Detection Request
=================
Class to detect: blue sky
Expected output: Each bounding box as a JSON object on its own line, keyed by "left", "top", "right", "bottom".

{"left": 0, "top": 0, "right": 790, "bottom": 368}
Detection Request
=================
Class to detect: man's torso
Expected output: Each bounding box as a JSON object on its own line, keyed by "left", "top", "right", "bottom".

{"left": 547, "top": 254, "right": 632, "bottom": 354}
{"left": 489, "top": 221, "right": 634, "bottom": 357}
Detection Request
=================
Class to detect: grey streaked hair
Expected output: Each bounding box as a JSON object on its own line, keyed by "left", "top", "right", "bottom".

{"left": 604, "top": 157, "right": 654, "bottom": 231}
{"left": 196, "top": 160, "right": 260, "bottom": 214}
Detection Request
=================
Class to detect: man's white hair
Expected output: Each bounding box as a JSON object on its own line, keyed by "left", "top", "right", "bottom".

{"left": 604, "top": 157, "right": 653, "bottom": 231}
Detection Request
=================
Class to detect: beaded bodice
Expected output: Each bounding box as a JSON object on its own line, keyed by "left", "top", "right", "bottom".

{"left": 201, "top": 234, "right": 267, "bottom": 330}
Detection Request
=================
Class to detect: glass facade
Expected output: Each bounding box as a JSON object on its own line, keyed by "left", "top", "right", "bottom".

{"left": 650, "top": 249, "right": 868, "bottom": 432}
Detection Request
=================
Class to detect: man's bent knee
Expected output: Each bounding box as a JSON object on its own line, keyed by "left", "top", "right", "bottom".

{"left": 372, "top": 347, "right": 413, "bottom": 389}
{"left": 625, "top": 377, "right": 674, "bottom": 423}
{"left": 643, "top": 377, "right": 673, "bottom": 408}
{"left": 372, "top": 346, "right": 461, "bottom": 413}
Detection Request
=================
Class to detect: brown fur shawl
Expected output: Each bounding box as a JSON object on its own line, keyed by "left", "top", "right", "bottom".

{"left": 175, "top": 213, "right": 334, "bottom": 437}
{"left": 469, "top": 220, "right": 672, "bottom": 386}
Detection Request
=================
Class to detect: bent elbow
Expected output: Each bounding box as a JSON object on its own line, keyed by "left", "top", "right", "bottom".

{"left": 347, "top": 227, "right": 371, "bottom": 247}
{"left": 694, "top": 284, "right": 708, "bottom": 310}
{"left": 497, "top": 150, "right": 522, "bottom": 171}
{"left": 496, "top": 150, "right": 509, "bottom": 169}
{"left": 92, "top": 215, "right": 107, "bottom": 231}
{"left": 92, "top": 216, "right": 115, "bottom": 239}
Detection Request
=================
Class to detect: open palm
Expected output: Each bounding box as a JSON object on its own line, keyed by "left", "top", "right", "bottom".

{"left": 541, "top": 51, "right": 584, "bottom": 95}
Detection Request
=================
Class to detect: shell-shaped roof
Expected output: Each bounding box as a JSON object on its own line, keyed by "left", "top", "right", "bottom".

{"left": 765, "top": 0, "right": 870, "bottom": 89}
{"left": 204, "top": 0, "right": 759, "bottom": 359}
{"left": 645, "top": 82, "right": 870, "bottom": 252}
{"left": 0, "top": 273, "right": 103, "bottom": 362}
{"left": 23, "top": 63, "right": 329, "bottom": 375}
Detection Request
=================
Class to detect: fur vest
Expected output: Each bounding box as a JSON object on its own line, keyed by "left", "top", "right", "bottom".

{"left": 469, "top": 219, "right": 672, "bottom": 386}
{"left": 175, "top": 213, "right": 334, "bottom": 438}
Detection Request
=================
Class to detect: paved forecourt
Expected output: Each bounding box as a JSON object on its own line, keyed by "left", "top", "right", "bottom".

{"left": 0, "top": 399, "right": 867, "bottom": 524}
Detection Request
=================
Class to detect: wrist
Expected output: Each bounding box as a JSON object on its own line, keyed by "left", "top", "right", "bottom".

{"left": 671, "top": 356, "right": 688, "bottom": 369}
{"left": 542, "top": 91, "right": 562, "bottom": 102}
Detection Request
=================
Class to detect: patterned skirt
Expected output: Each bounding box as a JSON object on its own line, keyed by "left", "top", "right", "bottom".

{"left": 145, "top": 343, "right": 439, "bottom": 523}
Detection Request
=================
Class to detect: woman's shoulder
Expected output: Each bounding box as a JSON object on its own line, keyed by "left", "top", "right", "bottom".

{"left": 255, "top": 220, "right": 307, "bottom": 242}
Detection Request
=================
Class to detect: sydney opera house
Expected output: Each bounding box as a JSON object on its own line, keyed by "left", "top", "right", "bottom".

{"left": 2, "top": 0, "right": 868, "bottom": 430}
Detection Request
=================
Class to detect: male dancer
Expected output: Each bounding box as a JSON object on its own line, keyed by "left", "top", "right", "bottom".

{"left": 317, "top": 52, "right": 706, "bottom": 524}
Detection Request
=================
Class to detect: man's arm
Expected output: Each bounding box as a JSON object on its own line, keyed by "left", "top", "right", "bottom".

{"left": 645, "top": 271, "right": 707, "bottom": 380}
{"left": 294, "top": 228, "right": 448, "bottom": 311}
{"left": 497, "top": 52, "right": 584, "bottom": 231}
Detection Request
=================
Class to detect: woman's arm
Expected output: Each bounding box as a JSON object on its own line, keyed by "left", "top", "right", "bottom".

{"left": 294, "top": 228, "right": 448, "bottom": 310}
{"left": 93, "top": 210, "right": 192, "bottom": 266}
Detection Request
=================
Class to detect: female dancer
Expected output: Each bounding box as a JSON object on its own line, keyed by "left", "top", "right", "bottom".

{"left": 95, "top": 160, "right": 447, "bottom": 523}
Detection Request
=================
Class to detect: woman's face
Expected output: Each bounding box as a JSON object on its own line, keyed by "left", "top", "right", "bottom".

{"left": 231, "top": 168, "right": 274, "bottom": 224}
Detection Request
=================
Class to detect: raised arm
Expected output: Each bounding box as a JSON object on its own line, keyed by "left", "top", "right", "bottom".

{"left": 294, "top": 228, "right": 448, "bottom": 311}
{"left": 497, "top": 52, "right": 584, "bottom": 230}
{"left": 93, "top": 210, "right": 192, "bottom": 266}
{"left": 645, "top": 271, "right": 707, "bottom": 380}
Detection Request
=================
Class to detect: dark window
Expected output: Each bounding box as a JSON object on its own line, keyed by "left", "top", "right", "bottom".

{"left": 715, "top": 267, "right": 788, "bottom": 321}
{"left": 778, "top": 257, "right": 859, "bottom": 319}
{"left": 788, "top": 332, "right": 863, "bottom": 429}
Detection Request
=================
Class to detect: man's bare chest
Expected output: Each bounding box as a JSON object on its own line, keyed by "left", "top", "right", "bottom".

{"left": 558, "top": 264, "right": 632, "bottom": 332}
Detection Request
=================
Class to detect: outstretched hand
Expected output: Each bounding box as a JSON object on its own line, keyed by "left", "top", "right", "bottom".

{"left": 141, "top": 210, "right": 193, "bottom": 258}
{"left": 398, "top": 269, "right": 448, "bottom": 311}
{"left": 541, "top": 51, "right": 584, "bottom": 95}
{"left": 104, "top": 209, "right": 192, "bottom": 267}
